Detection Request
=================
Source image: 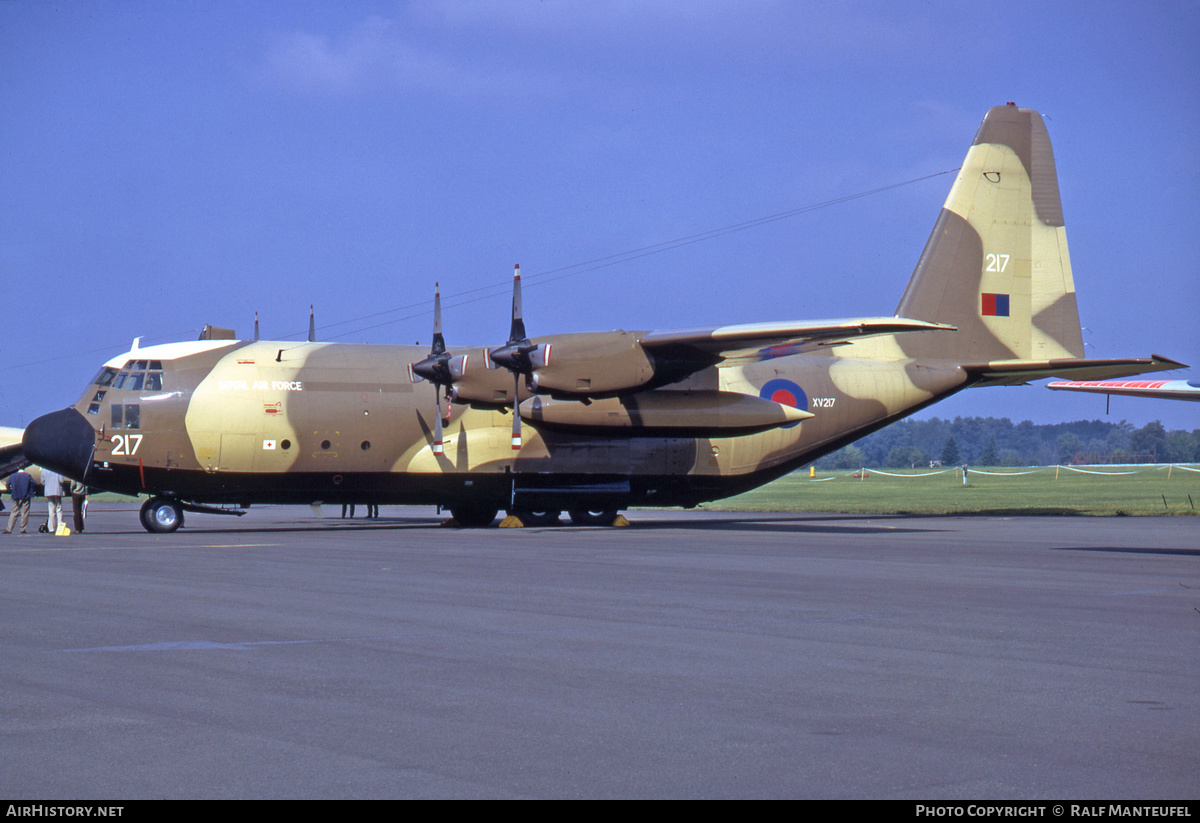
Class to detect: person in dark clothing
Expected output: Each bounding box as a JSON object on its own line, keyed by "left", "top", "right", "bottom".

{"left": 71, "top": 480, "right": 87, "bottom": 533}
{"left": 5, "top": 469, "right": 35, "bottom": 534}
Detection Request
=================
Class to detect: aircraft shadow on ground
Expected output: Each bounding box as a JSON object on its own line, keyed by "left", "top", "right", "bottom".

{"left": 77, "top": 511, "right": 940, "bottom": 537}
{"left": 1052, "top": 546, "right": 1200, "bottom": 558}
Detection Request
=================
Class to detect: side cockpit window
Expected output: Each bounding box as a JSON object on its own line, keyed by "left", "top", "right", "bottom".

{"left": 87, "top": 390, "right": 106, "bottom": 415}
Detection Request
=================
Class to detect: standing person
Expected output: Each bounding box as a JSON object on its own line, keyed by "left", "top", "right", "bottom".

{"left": 4, "top": 468, "right": 35, "bottom": 534}
{"left": 71, "top": 480, "right": 87, "bottom": 533}
{"left": 43, "top": 469, "right": 65, "bottom": 532}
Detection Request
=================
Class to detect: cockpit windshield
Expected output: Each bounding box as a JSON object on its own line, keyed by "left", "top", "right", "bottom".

{"left": 95, "top": 360, "right": 164, "bottom": 391}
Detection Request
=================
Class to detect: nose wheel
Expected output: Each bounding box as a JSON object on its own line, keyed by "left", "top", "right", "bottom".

{"left": 140, "top": 497, "right": 185, "bottom": 533}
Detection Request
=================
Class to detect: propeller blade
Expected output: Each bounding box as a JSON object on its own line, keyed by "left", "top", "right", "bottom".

{"left": 433, "top": 389, "right": 444, "bottom": 455}
{"left": 511, "top": 372, "right": 522, "bottom": 450}
{"left": 431, "top": 282, "right": 445, "bottom": 356}
{"left": 508, "top": 264, "right": 526, "bottom": 344}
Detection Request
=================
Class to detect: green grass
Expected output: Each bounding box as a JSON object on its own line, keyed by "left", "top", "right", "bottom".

{"left": 709, "top": 465, "right": 1200, "bottom": 516}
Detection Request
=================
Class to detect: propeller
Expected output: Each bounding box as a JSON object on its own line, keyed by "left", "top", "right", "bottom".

{"left": 409, "top": 283, "right": 468, "bottom": 455}
{"left": 488, "top": 265, "right": 551, "bottom": 451}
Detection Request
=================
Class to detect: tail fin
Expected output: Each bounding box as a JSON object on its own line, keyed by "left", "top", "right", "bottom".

{"left": 896, "top": 103, "right": 1084, "bottom": 362}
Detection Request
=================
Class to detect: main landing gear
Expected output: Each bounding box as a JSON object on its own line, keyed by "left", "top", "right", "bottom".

{"left": 449, "top": 504, "right": 499, "bottom": 529}
{"left": 140, "top": 497, "right": 184, "bottom": 533}
{"left": 447, "top": 506, "right": 623, "bottom": 527}
{"left": 566, "top": 508, "right": 620, "bottom": 526}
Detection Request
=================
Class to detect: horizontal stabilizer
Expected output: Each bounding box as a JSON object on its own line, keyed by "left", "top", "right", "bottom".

{"left": 964, "top": 354, "right": 1185, "bottom": 387}
{"left": 1047, "top": 378, "right": 1200, "bottom": 402}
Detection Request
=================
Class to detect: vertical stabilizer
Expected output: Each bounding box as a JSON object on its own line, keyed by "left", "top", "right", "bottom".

{"left": 896, "top": 104, "right": 1084, "bottom": 362}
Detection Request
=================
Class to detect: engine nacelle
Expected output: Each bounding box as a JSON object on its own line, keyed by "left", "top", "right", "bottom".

{"left": 527, "top": 331, "right": 655, "bottom": 397}
{"left": 446, "top": 331, "right": 659, "bottom": 406}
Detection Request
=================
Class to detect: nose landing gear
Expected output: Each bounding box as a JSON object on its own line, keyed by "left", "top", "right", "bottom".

{"left": 140, "top": 497, "right": 184, "bottom": 533}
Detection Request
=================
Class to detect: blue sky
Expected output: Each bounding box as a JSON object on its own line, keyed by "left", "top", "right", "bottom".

{"left": 2, "top": 1, "right": 1197, "bottom": 433}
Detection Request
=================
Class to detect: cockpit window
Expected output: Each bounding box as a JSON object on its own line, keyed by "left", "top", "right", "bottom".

{"left": 105, "top": 361, "right": 165, "bottom": 392}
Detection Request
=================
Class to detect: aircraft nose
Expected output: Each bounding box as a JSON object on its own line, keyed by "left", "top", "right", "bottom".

{"left": 23, "top": 408, "right": 97, "bottom": 481}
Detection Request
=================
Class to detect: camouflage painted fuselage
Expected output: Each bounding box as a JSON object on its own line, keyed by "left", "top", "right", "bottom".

{"left": 71, "top": 334, "right": 966, "bottom": 510}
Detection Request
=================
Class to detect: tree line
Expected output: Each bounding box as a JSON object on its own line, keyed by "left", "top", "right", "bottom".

{"left": 814, "top": 416, "right": 1200, "bottom": 469}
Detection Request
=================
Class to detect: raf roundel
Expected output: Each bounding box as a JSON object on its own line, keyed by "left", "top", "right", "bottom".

{"left": 759, "top": 378, "right": 807, "bottom": 429}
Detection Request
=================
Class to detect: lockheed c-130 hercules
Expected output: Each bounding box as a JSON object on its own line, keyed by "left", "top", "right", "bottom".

{"left": 13, "top": 104, "right": 1182, "bottom": 532}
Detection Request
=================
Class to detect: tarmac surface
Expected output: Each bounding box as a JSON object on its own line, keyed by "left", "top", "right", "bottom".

{"left": 1, "top": 503, "right": 1197, "bottom": 799}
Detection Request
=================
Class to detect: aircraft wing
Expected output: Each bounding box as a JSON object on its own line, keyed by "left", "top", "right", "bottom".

{"left": 963, "top": 354, "right": 1186, "bottom": 387}
{"left": 1047, "top": 377, "right": 1200, "bottom": 402}
{"left": 640, "top": 317, "right": 955, "bottom": 360}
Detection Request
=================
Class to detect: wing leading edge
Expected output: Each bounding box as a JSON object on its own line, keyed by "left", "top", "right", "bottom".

{"left": 640, "top": 317, "right": 956, "bottom": 360}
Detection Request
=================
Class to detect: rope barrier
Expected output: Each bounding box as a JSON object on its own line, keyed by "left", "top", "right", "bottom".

{"left": 807, "top": 464, "right": 1199, "bottom": 480}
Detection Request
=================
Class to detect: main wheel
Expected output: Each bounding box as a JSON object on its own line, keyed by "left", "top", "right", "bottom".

{"left": 142, "top": 497, "right": 184, "bottom": 533}
{"left": 567, "top": 508, "right": 619, "bottom": 527}
{"left": 450, "top": 505, "right": 498, "bottom": 528}
{"left": 511, "top": 510, "right": 560, "bottom": 527}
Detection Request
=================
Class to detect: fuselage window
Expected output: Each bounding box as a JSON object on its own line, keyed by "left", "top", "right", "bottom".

{"left": 111, "top": 404, "right": 124, "bottom": 430}
{"left": 124, "top": 404, "right": 140, "bottom": 429}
